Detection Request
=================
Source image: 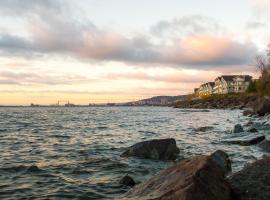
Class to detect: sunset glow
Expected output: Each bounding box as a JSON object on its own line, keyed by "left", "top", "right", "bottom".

{"left": 0, "top": 0, "right": 268, "bottom": 105}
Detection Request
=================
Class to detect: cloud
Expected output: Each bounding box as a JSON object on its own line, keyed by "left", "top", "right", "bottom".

{"left": 0, "top": 30, "right": 258, "bottom": 68}
{"left": 246, "top": 21, "right": 266, "bottom": 29}
{"left": 0, "top": 1, "right": 259, "bottom": 70}
{"left": 103, "top": 70, "right": 218, "bottom": 83}
{"left": 250, "top": 0, "right": 270, "bottom": 18}
{"left": 0, "top": 70, "right": 92, "bottom": 85}
{"left": 150, "top": 15, "right": 221, "bottom": 37}
{"left": 0, "top": 0, "right": 62, "bottom": 16}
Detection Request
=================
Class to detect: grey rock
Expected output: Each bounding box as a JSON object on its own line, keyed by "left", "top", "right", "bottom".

{"left": 210, "top": 150, "right": 232, "bottom": 176}
{"left": 119, "top": 175, "right": 136, "bottom": 187}
{"left": 233, "top": 124, "right": 244, "bottom": 133}
{"left": 253, "top": 97, "right": 270, "bottom": 116}
{"left": 121, "top": 138, "right": 179, "bottom": 160}
{"left": 223, "top": 135, "right": 265, "bottom": 146}
{"left": 194, "top": 126, "right": 214, "bottom": 132}
{"left": 258, "top": 140, "right": 270, "bottom": 153}
{"left": 247, "top": 127, "right": 258, "bottom": 133}
{"left": 243, "top": 110, "right": 256, "bottom": 116}
{"left": 119, "top": 155, "right": 233, "bottom": 200}
{"left": 229, "top": 156, "right": 270, "bottom": 200}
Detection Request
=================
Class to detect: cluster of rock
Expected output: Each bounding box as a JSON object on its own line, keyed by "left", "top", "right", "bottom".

{"left": 173, "top": 95, "right": 270, "bottom": 117}
{"left": 173, "top": 95, "right": 257, "bottom": 109}
{"left": 118, "top": 138, "right": 270, "bottom": 199}
{"left": 220, "top": 122, "right": 269, "bottom": 148}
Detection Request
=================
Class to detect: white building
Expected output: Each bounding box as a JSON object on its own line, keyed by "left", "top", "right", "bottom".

{"left": 213, "top": 75, "right": 252, "bottom": 94}
{"left": 198, "top": 82, "right": 215, "bottom": 96}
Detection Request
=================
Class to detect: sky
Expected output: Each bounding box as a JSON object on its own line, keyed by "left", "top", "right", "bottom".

{"left": 0, "top": 0, "right": 269, "bottom": 105}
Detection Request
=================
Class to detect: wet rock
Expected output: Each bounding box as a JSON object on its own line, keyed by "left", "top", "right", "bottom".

{"left": 233, "top": 124, "right": 244, "bottom": 133}
{"left": 245, "top": 121, "right": 253, "bottom": 126}
{"left": 223, "top": 135, "right": 265, "bottom": 146}
{"left": 253, "top": 97, "right": 270, "bottom": 116}
{"left": 210, "top": 150, "right": 232, "bottom": 176}
{"left": 119, "top": 155, "right": 233, "bottom": 200}
{"left": 194, "top": 126, "right": 214, "bottom": 132}
{"left": 243, "top": 110, "right": 256, "bottom": 116}
{"left": 258, "top": 140, "right": 270, "bottom": 153}
{"left": 119, "top": 175, "right": 136, "bottom": 187}
{"left": 27, "top": 165, "right": 41, "bottom": 173}
{"left": 121, "top": 138, "right": 179, "bottom": 160}
{"left": 247, "top": 127, "right": 258, "bottom": 133}
{"left": 229, "top": 156, "right": 270, "bottom": 200}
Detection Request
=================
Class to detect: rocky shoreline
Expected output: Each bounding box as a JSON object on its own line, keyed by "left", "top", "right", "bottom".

{"left": 172, "top": 94, "right": 258, "bottom": 110}
{"left": 118, "top": 138, "right": 270, "bottom": 200}
{"left": 117, "top": 98, "right": 270, "bottom": 200}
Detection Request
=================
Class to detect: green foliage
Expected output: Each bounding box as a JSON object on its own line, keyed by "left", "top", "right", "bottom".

{"left": 186, "top": 93, "right": 196, "bottom": 100}
{"left": 246, "top": 80, "right": 257, "bottom": 93}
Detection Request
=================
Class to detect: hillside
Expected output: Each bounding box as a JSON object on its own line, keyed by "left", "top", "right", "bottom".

{"left": 123, "top": 95, "right": 187, "bottom": 106}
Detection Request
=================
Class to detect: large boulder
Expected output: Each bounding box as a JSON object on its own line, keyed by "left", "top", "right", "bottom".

{"left": 258, "top": 140, "right": 270, "bottom": 153}
{"left": 210, "top": 150, "right": 232, "bottom": 176}
{"left": 253, "top": 97, "right": 270, "bottom": 116}
{"left": 119, "top": 155, "right": 233, "bottom": 200}
{"left": 121, "top": 138, "right": 179, "bottom": 160}
{"left": 229, "top": 156, "right": 270, "bottom": 200}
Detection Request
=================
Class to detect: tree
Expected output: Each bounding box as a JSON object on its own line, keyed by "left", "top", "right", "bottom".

{"left": 246, "top": 79, "right": 257, "bottom": 93}
{"left": 255, "top": 45, "right": 270, "bottom": 96}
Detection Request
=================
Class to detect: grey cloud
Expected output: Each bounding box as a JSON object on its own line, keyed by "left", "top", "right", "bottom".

{"left": 0, "top": 0, "right": 62, "bottom": 16}
{"left": 0, "top": 30, "right": 258, "bottom": 68}
{"left": 0, "top": 70, "right": 92, "bottom": 85}
{"left": 246, "top": 21, "right": 266, "bottom": 29}
{"left": 150, "top": 15, "right": 221, "bottom": 37}
{"left": 0, "top": 1, "right": 259, "bottom": 69}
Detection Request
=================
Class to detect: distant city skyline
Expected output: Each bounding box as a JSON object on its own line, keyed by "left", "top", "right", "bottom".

{"left": 0, "top": 0, "right": 269, "bottom": 105}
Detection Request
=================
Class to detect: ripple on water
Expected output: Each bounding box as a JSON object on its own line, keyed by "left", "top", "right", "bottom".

{"left": 0, "top": 107, "right": 268, "bottom": 199}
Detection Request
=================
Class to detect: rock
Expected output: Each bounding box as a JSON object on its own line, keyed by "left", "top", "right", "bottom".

{"left": 119, "top": 155, "right": 233, "bottom": 200}
{"left": 243, "top": 110, "right": 256, "bottom": 116}
{"left": 253, "top": 97, "right": 270, "bottom": 116}
{"left": 247, "top": 127, "right": 258, "bottom": 133}
{"left": 229, "top": 156, "right": 270, "bottom": 200}
{"left": 233, "top": 124, "right": 244, "bottom": 133}
{"left": 223, "top": 135, "right": 265, "bottom": 146}
{"left": 121, "top": 138, "right": 179, "bottom": 160}
{"left": 245, "top": 121, "right": 254, "bottom": 127}
{"left": 194, "top": 126, "right": 214, "bottom": 132}
{"left": 210, "top": 150, "right": 232, "bottom": 176}
{"left": 119, "top": 175, "right": 136, "bottom": 187}
{"left": 258, "top": 140, "right": 270, "bottom": 153}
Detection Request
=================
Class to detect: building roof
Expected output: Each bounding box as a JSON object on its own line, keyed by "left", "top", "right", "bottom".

{"left": 219, "top": 75, "right": 253, "bottom": 82}
{"left": 207, "top": 82, "right": 215, "bottom": 87}
{"left": 200, "top": 82, "right": 215, "bottom": 88}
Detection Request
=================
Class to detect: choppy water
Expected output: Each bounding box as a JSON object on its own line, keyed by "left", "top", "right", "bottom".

{"left": 0, "top": 107, "right": 269, "bottom": 199}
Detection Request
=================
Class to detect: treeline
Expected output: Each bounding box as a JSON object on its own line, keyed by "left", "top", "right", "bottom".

{"left": 247, "top": 44, "right": 270, "bottom": 96}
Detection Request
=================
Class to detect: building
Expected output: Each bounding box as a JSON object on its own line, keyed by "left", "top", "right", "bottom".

{"left": 198, "top": 82, "right": 215, "bottom": 97}
{"left": 213, "top": 75, "right": 252, "bottom": 94}
{"left": 233, "top": 75, "right": 253, "bottom": 93}
{"left": 194, "top": 88, "right": 199, "bottom": 96}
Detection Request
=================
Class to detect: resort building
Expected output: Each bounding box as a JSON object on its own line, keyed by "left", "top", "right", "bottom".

{"left": 198, "top": 82, "right": 215, "bottom": 97}
{"left": 213, "top": 75, "right": 252, "bottom": 94}
{"left": 194, "top": 75, "right": 253, "bottom": 97}
{"left": 194, "top": 88, "right": 199, "bottom": 96}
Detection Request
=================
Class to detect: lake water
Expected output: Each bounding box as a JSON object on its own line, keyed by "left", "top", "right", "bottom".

{"left": 0, "top": 107, "right": 267, "bottom": 199}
